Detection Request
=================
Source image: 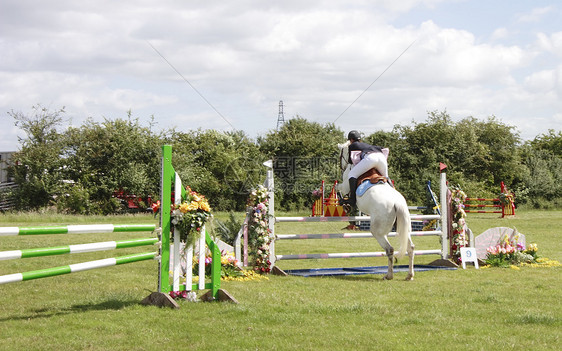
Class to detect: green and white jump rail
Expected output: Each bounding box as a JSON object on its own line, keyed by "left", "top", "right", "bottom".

{"left": 0, "top": 223, "right": 157, "bottom": 236}
{"left": 0, "top": 251, "right": 158, "bottom": 285}
{"left": 0, "top": 237, "right": 159, "bottom": 260}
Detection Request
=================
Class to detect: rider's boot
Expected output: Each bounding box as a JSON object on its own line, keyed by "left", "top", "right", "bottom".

{"left": 348, "top": 177, "right": 358, "bottom": 207}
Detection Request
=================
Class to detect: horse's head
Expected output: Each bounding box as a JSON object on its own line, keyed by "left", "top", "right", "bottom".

{"left": 337, "top": 141, "right": 352, "bottom": 196}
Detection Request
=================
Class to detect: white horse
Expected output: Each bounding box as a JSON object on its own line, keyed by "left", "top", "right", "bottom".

{"left": 338, "top": 141, "right": 415, "bottom": 280}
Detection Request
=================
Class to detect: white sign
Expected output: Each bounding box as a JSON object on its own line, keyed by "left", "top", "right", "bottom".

{"left": 460, "top": 247, "right": 479, "bottom": 269}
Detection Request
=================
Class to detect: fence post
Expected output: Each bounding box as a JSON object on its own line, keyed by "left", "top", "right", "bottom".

{"left": 440, "top": 172, "right": 449, "bottom": 260}
{"left": 159, "top": 145, "right": 173, "bottom": 293}
{"left": 265, "top": 161, "right": 275, "bottom": 268}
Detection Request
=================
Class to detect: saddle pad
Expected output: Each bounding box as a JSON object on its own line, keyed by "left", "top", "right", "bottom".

{"left": 356, "top": 179, "right": 385, "bottom": 197}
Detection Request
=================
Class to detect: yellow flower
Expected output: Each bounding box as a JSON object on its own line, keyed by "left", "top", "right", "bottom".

{"left": 179, "top": 202, "right": 191, "bottom": 213}
{"left": 199, "top": 201, "right": 211, "bottom": 212}
{"left": 510, "top": 265, "right": 520, "bottom": 270}
{"left": 187, "top": 201, "right": 199, "bottom": 211}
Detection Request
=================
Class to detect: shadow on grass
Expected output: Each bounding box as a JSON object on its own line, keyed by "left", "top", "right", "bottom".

{"left": 0, "top": 298, "right": 141, "bottom": 322}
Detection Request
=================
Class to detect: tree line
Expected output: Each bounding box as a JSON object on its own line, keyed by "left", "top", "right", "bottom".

{"left": 6, "top": 105, "right": 562, "bottom": 214}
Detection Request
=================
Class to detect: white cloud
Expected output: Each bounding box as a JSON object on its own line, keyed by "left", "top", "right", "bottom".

{"left": 1, "top": 1, "right": 561, "bottom": 152}
{"left": 516, "top": 6, "right": 555, "bottom": 23}
{"left": 491, "top": 27, "right": 509, "bottom": 41}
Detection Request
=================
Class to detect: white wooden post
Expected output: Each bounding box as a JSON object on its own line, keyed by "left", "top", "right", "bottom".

{"left": 173, "top": 173, "right": 182, "bottom": 292}
{"left": 198, "top": 225, "right": 206, "bottom": 290}
{"left": 263, "top": 160, "right": 275, "bottom": 267}
{"left": 440, "top": 172, "right": 449, "bottom": 259}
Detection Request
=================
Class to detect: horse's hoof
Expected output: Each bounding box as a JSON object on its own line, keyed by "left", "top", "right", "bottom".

{"left": 405, "top": 275, "right": 414, "bottom": 281}
{"left": 383, "top": 275, "right": 393, "bottom": 281}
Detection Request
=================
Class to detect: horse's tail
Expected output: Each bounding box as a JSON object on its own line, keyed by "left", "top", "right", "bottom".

{"left": 394, "top": 198, "right": 411, "bottom": 259}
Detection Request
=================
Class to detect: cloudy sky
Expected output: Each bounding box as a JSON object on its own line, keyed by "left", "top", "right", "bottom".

{"left": 1, "top": 0, "right": 560, "bottom": 151}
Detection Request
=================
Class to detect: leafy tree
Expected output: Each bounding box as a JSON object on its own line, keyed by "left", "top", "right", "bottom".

{"left": 166, "top": 129, "right": 264, "bottom": 211}
{"left": 258, "top": 117, "right": 345, "bottom": 210}
{"left": 9, "top": 105, "right": 68, "bottom": 209}
{"left": 364, "top": 112, "right": 522, "bottom": 205}
{"left": 530, "top": 129, "right": 562, "bottom": 156}
{"left": 61, "top": 115, "right": 162, "bottom": 213}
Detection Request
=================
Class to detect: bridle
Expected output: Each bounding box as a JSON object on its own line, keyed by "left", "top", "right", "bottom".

{"left": 338, "top": 143, "right": 351, "bottom": 178}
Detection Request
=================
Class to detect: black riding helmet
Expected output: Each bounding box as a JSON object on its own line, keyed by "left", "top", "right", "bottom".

{"left": 347, "top": 130, "right": 361, "bottom": 141}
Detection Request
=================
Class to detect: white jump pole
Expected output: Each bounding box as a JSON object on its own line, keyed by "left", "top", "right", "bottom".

{"left": 440, "top": 172, "right": 449, "bottom": 259}
{"left": 263, "top": 160, "right": 275, "bottom": 268}
{"left": 198, "top": 225, "right": 205, "bottom": 290}
{"left": 173, "top": 173, "right": 182, "bottom": 292}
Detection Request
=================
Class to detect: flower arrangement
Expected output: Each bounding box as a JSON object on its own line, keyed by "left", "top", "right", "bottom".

{"left": 169, "top": 290, "right": 197, "bottom": 302}
{"left": 189, "top": 250, "right": 270, "bottom": 282}
{"left": 311, "top": 188, "right": 322, "bottom": 200}
{"left": 485, "top": 233, "right": 540, "bottom": 267}
{"left": 193, "top": 250, "right": 244, "bottom": 279}
{"left": 247, "top": 185, "right": 272, "bottom": 274}
{"left": 499, "top": 190, "right": 514, "bottom": 206}
{"left": 170, "top": 186, "right": 212, "bottom": 247}
{"left": 450, "top": 185, "right": 468, "bottom": 263}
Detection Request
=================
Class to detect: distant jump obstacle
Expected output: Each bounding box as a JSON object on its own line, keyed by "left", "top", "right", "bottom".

{"left": 311, "top": 180, "right": 347, "bottom": 217}
{"left": 268, "top": 172, "right": 451, "bottom": 270}
{"left": 464, "top": 182, "right": 515, "bottom": 217}
{"left": 0, "top": 145, "right": 229, "bottom": 306}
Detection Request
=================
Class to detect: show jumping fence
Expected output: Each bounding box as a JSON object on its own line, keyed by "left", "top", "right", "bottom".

{"left": 267, "top": 171, "right": 450, "bottom": 268}
{"left": 0, "top": 145, "right": 225, "bottom": 305}
{"left": 464, "top": 181, "right": 515, "bottom": 217}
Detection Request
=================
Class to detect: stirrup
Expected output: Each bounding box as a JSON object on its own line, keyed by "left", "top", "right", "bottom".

{"left": 342, "top": 203, "right": 354, "bottom": 215}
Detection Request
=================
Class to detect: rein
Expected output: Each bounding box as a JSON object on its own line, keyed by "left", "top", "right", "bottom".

{"left": 338, "top": 144, "right": 350, "bottom": 176}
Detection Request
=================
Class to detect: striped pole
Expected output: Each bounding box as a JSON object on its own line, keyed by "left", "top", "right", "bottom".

{"left": 276, "top": 249, "right": 442, "bottom": 261}
{"left": 276, "top": 230, "right": 443, "bottom": 240}
{"left": 0, "top": 224, "right": 156, "bottom": 236}
{"left": 275, "top": 214, "right": 441, "bottom": 223}
{"left": 0, "top": 238, "right": 158, "bottom": 260}
{"left": 0, "top": 252, "right": 157, "bottom": 285}
{"left": 466, "top": 198, "right": 499, "bottom": 201}
{"left": 464, "top": 204, "right": 500, "bottom": 208}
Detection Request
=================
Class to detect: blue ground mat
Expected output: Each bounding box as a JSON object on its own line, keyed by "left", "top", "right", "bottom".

{"left": 284, "top": 265, "right": 457, "bottom": 277}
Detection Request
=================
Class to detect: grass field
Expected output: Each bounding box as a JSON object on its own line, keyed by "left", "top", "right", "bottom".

{"left": 0, "top": 210, "right": 560, "bottom": 350}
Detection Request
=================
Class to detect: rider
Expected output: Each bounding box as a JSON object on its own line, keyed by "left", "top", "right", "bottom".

{"left": 344, "top": 130, "right": 390, "bottom": 207}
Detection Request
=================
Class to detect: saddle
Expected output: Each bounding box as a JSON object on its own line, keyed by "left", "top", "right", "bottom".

{"left": 357, "top": 168, "right": 388, "bottom": 186}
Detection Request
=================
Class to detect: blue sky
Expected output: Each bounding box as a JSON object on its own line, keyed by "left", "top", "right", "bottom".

{"left": 1, "top": 0, "right": 560, "bottom": 151}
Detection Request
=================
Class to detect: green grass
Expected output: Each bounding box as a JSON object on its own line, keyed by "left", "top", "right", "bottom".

{"left": 0, "top": 210, "right": 560, "bottom": 350}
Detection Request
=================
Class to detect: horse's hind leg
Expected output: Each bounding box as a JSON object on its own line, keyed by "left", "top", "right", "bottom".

{"left": 374, "top": 235, "right": 394, "bottom": 280}
{"left": 405, "top": 237, "right": 415, "bottom": 281}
